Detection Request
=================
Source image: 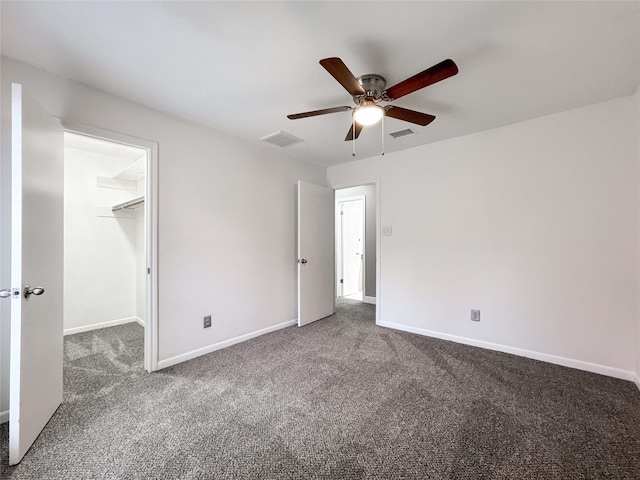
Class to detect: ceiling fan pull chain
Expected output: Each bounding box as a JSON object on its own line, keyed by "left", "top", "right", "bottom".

{"left": 381, "top": 114, "right": 385, "bottom": 156}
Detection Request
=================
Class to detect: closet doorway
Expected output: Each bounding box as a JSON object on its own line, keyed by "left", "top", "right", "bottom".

{"left": 62, "top": 127, "right": 158, "bottom": 372}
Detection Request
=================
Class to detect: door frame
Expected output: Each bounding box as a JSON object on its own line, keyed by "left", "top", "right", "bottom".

{"left": 335, "top": 194, "right": 366, "bottom": 299}
{"left": 61, "top": 121, "right": 159, "bottom": 372}
{"left": 330, "top": 178, "right": 380, "bottom": 325}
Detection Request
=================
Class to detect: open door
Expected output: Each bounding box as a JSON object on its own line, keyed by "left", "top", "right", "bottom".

{"left": 297, "top": 181, "right": 334, "bottom": 326}
{"left": 8, "top": 83, "right": 64, "bottom": 465}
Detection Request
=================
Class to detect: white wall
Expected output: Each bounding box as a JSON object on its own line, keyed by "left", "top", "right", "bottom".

{"left": 63, "top": 148, "right": 138, "bottom": 333}
{"left": 328, "top": 93, "right": 640, "bottom": 379}
{"left": 336, "top": 185, "right": 376, "bottom": 298}
{"left": 0, "top": 57, "right": 326, "bottom": 415}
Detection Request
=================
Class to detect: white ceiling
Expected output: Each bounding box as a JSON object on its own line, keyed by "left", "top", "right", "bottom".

{"left": 2, "top": 1, "right": 639, "bottom": 167}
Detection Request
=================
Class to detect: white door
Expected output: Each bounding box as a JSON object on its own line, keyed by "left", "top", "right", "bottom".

{"left": 297, "top": 181, "right": 334, "bottom": 327}
{"left": 340, "top": 199, "right": 364, "bottom": 297}
{"left": 8, "top": 83, "right": 64, "bottom": 465}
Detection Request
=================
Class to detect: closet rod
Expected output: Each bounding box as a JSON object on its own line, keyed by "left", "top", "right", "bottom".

{"left": 111, "top": 195, "right": 145, "bottom": 211}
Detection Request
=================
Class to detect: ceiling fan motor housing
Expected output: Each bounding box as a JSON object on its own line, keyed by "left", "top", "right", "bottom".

{"left": 354, "top": 74, "right": 386, "bottom": 103}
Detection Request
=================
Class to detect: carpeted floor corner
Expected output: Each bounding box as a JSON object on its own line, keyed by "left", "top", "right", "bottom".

{"left": 1, "top": 299, "right": 639, "bottom": 479}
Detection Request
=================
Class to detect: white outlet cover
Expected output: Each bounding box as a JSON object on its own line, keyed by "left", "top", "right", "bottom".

{"left": 383, "top": 226, "right": 392, "bottom": 236}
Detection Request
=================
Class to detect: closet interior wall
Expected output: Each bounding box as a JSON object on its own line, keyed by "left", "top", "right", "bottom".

{"left": 63, "top": 134, "right": 146, "bottom": 335}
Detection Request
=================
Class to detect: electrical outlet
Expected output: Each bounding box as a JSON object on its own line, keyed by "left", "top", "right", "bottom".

{"left": 203, "top": 315, "right": 212, "bottom": 328}
{"left": 471, "top": 310, "right": 481, "bottom": 322}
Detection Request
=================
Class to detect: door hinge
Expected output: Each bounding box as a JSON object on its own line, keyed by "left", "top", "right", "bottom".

{"left": 340, "top": 279, "right": 343, "bottom": 284}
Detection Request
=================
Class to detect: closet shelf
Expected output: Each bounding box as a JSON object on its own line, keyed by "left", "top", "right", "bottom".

{"left": 113, "top": 157, "right": 145, "bottom": 182}
{"left": 112, "top": 195, "right": 145, "bottom": 211}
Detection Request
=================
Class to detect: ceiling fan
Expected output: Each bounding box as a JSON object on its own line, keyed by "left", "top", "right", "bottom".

{"left": 288, "top": 57, "right": 459, "bottom": 142}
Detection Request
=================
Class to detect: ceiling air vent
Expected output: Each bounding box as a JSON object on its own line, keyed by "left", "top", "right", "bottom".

{"left": 260, "top": 131, "right": 304, "bottom": 148}
{"left": 389, "top": 128, "right": 416, "bottom": 139}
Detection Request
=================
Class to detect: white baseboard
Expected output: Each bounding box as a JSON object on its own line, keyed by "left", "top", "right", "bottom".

{"left": 135, "top": 316, "right": 145, "bottom": 328}
{"left": 363, "top": 296, "right": 376, "bottom": 305}
{"left": 64, "top": 316, "right": 141, "bottom": 336}
{"left": 378, "top": 320, "right": 636, "bottom": 382}
{"left": 157, "top": 319, "right": 297, "bottom": 370}
{"left": 0, "top": 410, "right": 8, "bottom": 424}
{"left": 635, "top": 374, "right": 640, "bottom": 392}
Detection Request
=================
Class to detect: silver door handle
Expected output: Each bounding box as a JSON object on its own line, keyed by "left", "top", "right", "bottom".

{"left": 0, "top": 289, "right": 11, "bottom": 299}
{"left": 300, "top": 259, "right": 308, "bottom": 264}
{"left": 24, "top": 286, "right": 45, "bottom": 298}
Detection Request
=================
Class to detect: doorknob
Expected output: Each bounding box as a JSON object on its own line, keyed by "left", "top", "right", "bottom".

{"left": 300, "top": 259, "right": 308, "bottom": 264}
{"left": 24, "top": 286, "right": 45, "bottom": 298}
{"left": 0, "top": 289, "right": 11, "bottom": 299}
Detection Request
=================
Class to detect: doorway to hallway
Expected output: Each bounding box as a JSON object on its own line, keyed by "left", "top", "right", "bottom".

{"left": 336, "top": 195, "right": 365, "bottom": 301}
{"left": 334, "top": 184, "right": 376, "bottom": 306}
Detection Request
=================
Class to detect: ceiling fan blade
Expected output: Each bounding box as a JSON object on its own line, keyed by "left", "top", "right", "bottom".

{"left": 320, "top": 57, "right": 366, "bottom": 96}
{"left": 384, "top": 106, "right": 436, "bottom": 126}
{"left": 384, "top": 59, "right": 458, "bottom": 100}
{"left": 287, "top": 106, "right": 352, "bottom": 120}
{"left": 344, "top": 122, "right": 363, "bottom": 141}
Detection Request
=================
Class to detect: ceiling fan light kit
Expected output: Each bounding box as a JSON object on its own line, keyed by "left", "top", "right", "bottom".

{"left": 353, "top": 103, "right": 384, "bottom": 126}
{"left": 287, "top": 56, "right": 458, "bottom": 155}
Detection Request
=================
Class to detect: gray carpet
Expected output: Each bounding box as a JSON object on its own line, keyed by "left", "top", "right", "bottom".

{"left": 1, "top": 299, "right": 639, "bottom": 479}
